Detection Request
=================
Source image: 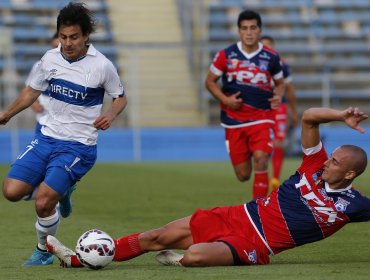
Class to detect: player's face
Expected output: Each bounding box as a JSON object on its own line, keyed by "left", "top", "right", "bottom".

{"left": 238, "top": 19, "right": 261, "bottom": 50}
{"left": 322, "top": 148, "right": 353, "bottom": 187}
{"left": 59, "top": 25, "right": 89, "bottom": 61}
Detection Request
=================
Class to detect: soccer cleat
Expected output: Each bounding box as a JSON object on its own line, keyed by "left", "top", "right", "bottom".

{"left": 59, "top": 184, "right": 76, "bottom": 218}
{"left": 23, "top": 247, "right": 54, "bottom": 266}
{"left": 155, "top": 250, "right": 183, "bottom": 266}
{"left": 269, "top": 177, "right": 280, "bottom": 192}
{"left": 46, "top": 235, "right": 75, "bottom": 268}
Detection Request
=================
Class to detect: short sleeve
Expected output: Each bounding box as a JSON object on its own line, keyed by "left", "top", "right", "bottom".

{"left": 102, "top": 59, "right": 125, "bottom": 98}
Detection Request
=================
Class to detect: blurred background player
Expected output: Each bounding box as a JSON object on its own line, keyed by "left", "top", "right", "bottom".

{"left": 47, "top": 106, "right": 370, "bottom": 268}
{"left": 27, "top": 32, "right": 59, "bottom": 135}
{"left": 0, "top": 2, "right": 127, "bottom": 266}
{"left": 260, "top": 35, "right": 298, "bottom": 191}
{"left": 205, "top": 10, "right": 285, "bottom": 199}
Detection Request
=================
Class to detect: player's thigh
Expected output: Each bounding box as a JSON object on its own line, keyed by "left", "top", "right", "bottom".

{"left": 183, "top": 242, "right": 233, "bottom": 267}
{"left": 225, "top": 128, "right": 250, "bottom": 164}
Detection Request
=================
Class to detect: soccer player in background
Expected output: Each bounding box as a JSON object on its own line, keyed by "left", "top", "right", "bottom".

{"left": 47, "top": 106, "right": 370, "bottom": 267}
{"left": 260, "top": 35, "right": 298, "bottom": 192}
{"left": 0, "top": 2, "right": 127, "bottom": 266}
{"left": 205, "top": 10, "right": 285, "bottom": 199}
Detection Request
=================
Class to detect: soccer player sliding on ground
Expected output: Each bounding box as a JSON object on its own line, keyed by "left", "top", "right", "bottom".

{"left": 48, "top": 106, "right": 370, "bottom": 267}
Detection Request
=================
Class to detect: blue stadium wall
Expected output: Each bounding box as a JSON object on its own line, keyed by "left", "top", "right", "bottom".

{"left": 0, "top": 127, "right": 369, "bottom": 164}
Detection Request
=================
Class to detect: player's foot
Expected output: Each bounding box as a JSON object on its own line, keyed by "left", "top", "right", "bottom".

{"left": 155, "top": 250, "right": 183, "bottom": 266}
{"left": 269, "top": 177, "right": 280, "bottom": 192}
{"left": 46, "top": 235, "right": 75, "bottom": 268}
{"left": 59, "top": 184, "right": 76, "bottom": 218}
{"left": 23, "top": 247, "right": 54, "bottom": 266}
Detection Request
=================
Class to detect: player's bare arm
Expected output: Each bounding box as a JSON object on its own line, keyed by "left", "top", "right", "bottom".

{"left": 286, "top": 82, "right": 298, "bottom": 126}
{"left": 301, "top": 107, "right": 368, "bottom": 149}
{"left": 93, "top": 95, "right": 127, "bottom": 130}
{"left": 0, "top": 86, "right": 41, "bottom": 125}
{"left": 205, "top": 71, "right": 242, "bottom": 111}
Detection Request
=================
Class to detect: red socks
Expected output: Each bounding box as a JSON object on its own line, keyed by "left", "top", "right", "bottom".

{"left": 113, "top": 233, "right": 144, "bottom": 262}
{"left": 272, "top": 147, "right": 284, "bottom": 179}
{"left": 252, "top": 171, "right": 268, "bottom": 198}
{"left": 69, "top": 232, "right": 144, "bottom": 267}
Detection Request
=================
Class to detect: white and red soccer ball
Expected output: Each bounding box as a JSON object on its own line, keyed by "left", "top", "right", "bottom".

{"left": 75, "top": 229, "right": 115, "bottom": 269}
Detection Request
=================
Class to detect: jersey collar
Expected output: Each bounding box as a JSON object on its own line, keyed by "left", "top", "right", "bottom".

{"left": 236, "top": 41, "right": 263, "bottom": 59}
{"left": 325, "top": 181, "right": 352, "bottom": 193}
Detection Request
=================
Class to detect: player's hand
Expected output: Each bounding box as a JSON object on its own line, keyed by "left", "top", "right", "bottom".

{"left": 93, "top": 114, "right": 114, "bottom": 130}
{"left": 343, "top": 107, "right": 368, "bottom": 133}
{"left": 291, "top": 113, "right": 299, "bottom": 127}
{"left": 268, "top": 95, "right": 281, "bottom": 110}
{"left": 225, "top": 91, "right": 243, "bottom": 111}
{"left": 0, "top": 112, "right": 10, "bottom": 125}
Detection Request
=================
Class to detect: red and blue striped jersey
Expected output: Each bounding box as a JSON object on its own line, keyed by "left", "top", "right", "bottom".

{"left": 245, "top": 142, "right": 370, "bottom": 255}
{"left": 210, "top": 42, "right": 283, "bottom": 127}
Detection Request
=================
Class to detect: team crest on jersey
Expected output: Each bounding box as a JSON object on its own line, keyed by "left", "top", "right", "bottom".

{"left": 334, "top": 197, "right": 350, "bottom": 211}
{"left": 244, "top": 249, "right": 257, "bottom": 264}
{"left": 258, "top": 60, "right": 269, "bottom": 71}
{"left": 312, "top": 171, "right": 322, "bottom": 185}
{"left": 227, "top": 59, "right": 239, "bottom": 69}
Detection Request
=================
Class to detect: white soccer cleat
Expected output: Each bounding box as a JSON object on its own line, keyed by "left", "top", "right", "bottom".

{"left": 155, "top": 250, "right": 184, "bottom": 266}
{"left": 46, "top": 235, "right": 75, "bottom": 268}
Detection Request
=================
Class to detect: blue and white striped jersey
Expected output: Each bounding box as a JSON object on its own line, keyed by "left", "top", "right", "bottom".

{"left": 28, "top": 44, "right": 125, "bottom": 145}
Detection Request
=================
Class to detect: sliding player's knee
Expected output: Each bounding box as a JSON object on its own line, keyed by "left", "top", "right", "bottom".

{"left": 182, "top": 245, "right": 206, "bottom": 267}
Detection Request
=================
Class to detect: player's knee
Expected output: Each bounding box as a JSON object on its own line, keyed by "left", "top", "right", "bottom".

{"left": 235, "top": 171, "right": 250, "bottom": 182}
{"left": 182, "top": 245, "right": 206, "bottom": 267}
{"left": 35, "top": 197, "right": 55, "bottom": 217}
{"left": 2, "top": 185, "right": 22, "bottom": 202}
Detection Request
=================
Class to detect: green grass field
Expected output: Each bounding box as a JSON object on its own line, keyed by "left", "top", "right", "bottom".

{"left": 0, "top": 160, "right": 369, "bottom": 280}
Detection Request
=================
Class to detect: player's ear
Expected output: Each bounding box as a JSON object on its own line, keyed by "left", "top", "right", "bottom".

{"left": 344, "top": 170, "right": 356, "bottom": 180}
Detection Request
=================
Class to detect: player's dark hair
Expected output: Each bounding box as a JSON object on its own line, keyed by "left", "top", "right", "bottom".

{"left": 237, "top": 10, "right": 262, "bottom": 28}
{"left": 341, "top": 145, "right": 368, "bottom": 176}
{"left": 57, "top": 2, "right": 96, "bottom": 36}
{"left": 261, "top": 35, "right": 274, "bottom": 44}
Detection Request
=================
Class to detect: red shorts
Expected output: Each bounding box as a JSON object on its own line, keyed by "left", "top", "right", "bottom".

{"left": 225, "top": 123, "right": 274, "bottom": 165}
{"left": 189, "top": 205, "right": 270, "bottom": 265}
{"left": 273, "top": 104, "right": 288, "bottom": 141}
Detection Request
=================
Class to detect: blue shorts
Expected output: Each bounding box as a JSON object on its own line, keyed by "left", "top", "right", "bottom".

{"left": 8, "top": 133, "right": 97, "bottom": 196}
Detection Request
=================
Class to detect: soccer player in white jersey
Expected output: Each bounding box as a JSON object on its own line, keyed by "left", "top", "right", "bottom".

{"left": 0, "top": 2, "right": 127, "bottom": 266}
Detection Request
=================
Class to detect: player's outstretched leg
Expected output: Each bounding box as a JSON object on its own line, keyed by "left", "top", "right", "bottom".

{"left": 59, "top": 184, "right": 76, "bottom": 218}
{"left": 46, "top": 235, "right": 82, "bottom": 268}
{"left": 23, "top": 246, "right": 54, "bottom": 266}
{"left": 155, "top": 250, "right": 184, "bottom": 266}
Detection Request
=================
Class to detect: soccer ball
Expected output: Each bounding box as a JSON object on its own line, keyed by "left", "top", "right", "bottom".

{"left": 75, "top": 229, "right": 115, "bottom": 269}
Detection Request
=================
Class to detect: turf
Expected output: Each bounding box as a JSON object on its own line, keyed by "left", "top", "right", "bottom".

{"left": 0, "top": 160, "right": 369, "bottom": 280}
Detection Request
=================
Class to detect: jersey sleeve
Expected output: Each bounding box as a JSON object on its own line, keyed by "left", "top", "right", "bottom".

{"left": 210, "top": 50, "right": 227, "bottom": 76}
{"left": 102, "top": 59, "right": 125, "bottom": 98}
{"left": 298, "top": 142, "right": 328, "bottom": 174}
{"left": 348, "top": 195, "right": 370, "bottom": 222}
{"left": 27, "top": 56, "right": 50, "bottom": 91}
